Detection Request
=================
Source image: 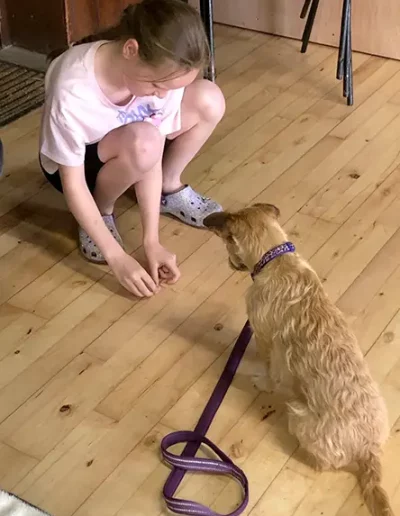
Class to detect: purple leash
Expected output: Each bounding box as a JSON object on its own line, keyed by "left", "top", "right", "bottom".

{"left": 161, "top": 242, "right": 296, "bottom": 516}
{"left": 161, "top": 321, "right": 253, "bottom": 516}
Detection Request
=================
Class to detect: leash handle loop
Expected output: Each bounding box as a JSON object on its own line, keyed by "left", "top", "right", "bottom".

{"left": 161, "top": 431, "right": 249, "bottom": 516}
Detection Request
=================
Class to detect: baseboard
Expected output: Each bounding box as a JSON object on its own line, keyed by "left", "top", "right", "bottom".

{"left": 0, "top": 45, "right": 47, "bottom": 72}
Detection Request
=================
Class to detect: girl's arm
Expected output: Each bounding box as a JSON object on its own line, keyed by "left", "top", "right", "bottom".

{"left": 134, "top": 160, "right": 180, "bottom": 285}
{"left": 59, "top": 164, "right": 158, "bottom": 297}
{"left": 135, "top": 159, "right": 162, "bottom": 247}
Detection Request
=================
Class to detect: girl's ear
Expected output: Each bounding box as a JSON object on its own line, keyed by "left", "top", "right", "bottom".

{"left": 122, "top": 38, "right": 139, "bottom": 60}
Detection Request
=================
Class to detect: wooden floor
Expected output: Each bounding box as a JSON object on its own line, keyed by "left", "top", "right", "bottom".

{"left": 1, "top": 25, "right": 400, "bottom": 516}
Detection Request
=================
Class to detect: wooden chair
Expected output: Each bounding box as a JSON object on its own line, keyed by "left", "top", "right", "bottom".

{"left": 300, "top": 0, "right": 353, "bottom": 105}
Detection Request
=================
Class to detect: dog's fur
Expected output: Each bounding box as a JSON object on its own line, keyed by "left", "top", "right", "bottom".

{"left": 204, "top": 203, "right": 393, "bottom": 516}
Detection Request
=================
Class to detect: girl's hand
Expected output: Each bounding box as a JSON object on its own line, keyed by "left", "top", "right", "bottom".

{"left": 144, "top": 241, "right": 181, "bottom": 286}
{"left": 109, "top": 252, "right": 160, "bottom": 298}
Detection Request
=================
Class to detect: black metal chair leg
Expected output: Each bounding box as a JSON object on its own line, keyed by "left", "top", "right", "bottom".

{"left": 342, "top": 0, "right": 350, "bottom": 96}
{"left": 200, "top": 0, "right": 216, "bottom": 82}
{"left": 300, "top": 0, "right": 312, "bottom": 19}
{"left": 299, "top": 0, "right": 354, "bottom": 105}
{"left": 336, "top": 0, "right": 353, "bottom": 105}
{"left": 301, "top": 0, "right": 320, "bottom": 53}
{"left": 336, "top": 0, "right": 349, "bottom": 80}
{"left": 345, "top": 0, "right": 353, "bottom": 105}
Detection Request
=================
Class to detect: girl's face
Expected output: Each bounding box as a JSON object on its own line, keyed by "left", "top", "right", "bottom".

{"left": 121, "top": 39, "right": 200, "bottom": 97}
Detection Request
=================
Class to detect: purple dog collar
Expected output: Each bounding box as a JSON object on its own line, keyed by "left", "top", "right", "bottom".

{"left": 252, "top": 242, "right": 296, "bottom": 277}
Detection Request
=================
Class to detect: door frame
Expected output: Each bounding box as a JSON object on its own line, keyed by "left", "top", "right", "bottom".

{"left": 0, "top": 0, "right": 10, "bottom": 48}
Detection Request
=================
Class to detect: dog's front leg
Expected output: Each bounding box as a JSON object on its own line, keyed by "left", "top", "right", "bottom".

{"left": 252, "top": 374, "right": 274, "bottom": 392}
{"left": 252, "top": 338, "right": 275, "bottom": 393}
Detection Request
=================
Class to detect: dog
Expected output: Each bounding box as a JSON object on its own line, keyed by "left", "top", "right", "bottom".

{"left": 204, "top": 203, "right": 393, "bottom": 516}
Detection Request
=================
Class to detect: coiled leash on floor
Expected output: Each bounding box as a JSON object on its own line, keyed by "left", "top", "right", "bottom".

{"left": 161, "top": 320, "right": 252, "bottom": 516}
{"left": 161, "top": 242, "right": 296, "bottom": 516}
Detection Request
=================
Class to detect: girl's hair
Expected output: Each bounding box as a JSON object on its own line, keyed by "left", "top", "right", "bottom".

{"left": 48, "top": 0, "right": 209, "bottom": 71}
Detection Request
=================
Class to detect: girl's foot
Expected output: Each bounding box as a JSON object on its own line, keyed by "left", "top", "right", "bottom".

{"left": 160, "top": 185, "right": 222, "bottom": 228}
{"left": 79, "top": 214, "right": 123, "bottom": 263}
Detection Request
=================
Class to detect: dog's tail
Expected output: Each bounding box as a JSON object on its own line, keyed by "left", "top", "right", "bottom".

{"left": 357, "top": 452, "right": 394, "bottom": 516}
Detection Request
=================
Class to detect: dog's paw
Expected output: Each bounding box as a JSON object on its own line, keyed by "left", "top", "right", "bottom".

{"left": 252, "top": 374, "right": 274, "bottom": 393}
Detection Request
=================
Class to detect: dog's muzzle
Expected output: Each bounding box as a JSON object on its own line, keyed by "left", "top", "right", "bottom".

{"left": 229, "top": 257, "right": 247, "bottom": 272}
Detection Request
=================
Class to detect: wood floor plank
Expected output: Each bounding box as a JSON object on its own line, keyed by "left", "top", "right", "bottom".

{"left": 95, "top": 270, "right": 248, "bottom": 421}
{"left": 337, "top": 229, "right": 400, "bottom": 320}
{"left": 0, "top": 287, "right": 133, "bottom": 425}
{"left": 349, "top": 264, "right": 400, "bottom": 355}
{"left": 0, "top": 108, "right": 41, "bottom": 147}
{"left": 0, "top": 277, "right": 115, "bottom": 394}
{"left": 256, "top": 104, "right": 400, "bottom": 225}
{"left": 308, "top": 165, "right": 400, "bottom": 287}
{"left": 13, "top": 411, "right": 117, "bottom": 514}
{"left": 318, "top": 197, "right": 400, "bottom": 303}
{"left": 0, "top": 309, "right": 46, "bottom": 360}
{"left": 249, "top": 467, "right": 314, "bottom": 516}
{"left": 0, "top": 442, "right": 38, "bottom": 492}
{"left": 302, "top": 110, "right": 400, "bottom": 223}
{"left": 0, "top": 352, "right": 104, "bottom": 443}
{"left": 73, "top": 424, "right": 174, "bottom": 516}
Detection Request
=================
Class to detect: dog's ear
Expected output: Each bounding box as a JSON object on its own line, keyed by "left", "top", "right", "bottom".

{"left": 204, "top": 212, "right": 239, "bottom": 246}
{"left": 203, "top": 212, "right": 230, "bottom": 232}
{"left": 254, "top": 203, "right": 280, "bottom": 219}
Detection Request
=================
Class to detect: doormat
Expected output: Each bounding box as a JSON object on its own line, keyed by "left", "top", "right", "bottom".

{"left": 0, "top": 490, "right": 51, "bottom": 516}
{"left": 0, "top": 61, "right": 45, "bottom": 128}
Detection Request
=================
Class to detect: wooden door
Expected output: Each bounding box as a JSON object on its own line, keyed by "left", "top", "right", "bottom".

{"left": 65, "top": 0, "right": 140, "bottom": 45}
{"left": 0, "top": 0, "right": 10, "bottom": 47}
{"left": 1, "top": 0, "right": 68, "bottom": 53}
{"left": 0, "top": 0, "right": 139, "bottom": 54}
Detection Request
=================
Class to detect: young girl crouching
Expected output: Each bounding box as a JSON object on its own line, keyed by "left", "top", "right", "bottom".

{"left": 40, "top": 0, "right": 225, "bottom": 297}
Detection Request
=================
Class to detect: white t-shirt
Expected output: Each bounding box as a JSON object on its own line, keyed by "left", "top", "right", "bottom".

{"left": 40, "top": 41, "right": 184, "bottom": 173}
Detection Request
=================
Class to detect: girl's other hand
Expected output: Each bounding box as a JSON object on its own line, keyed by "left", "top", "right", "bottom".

{"left": 109, "top": 252, "right": 160, "bottom": 297}
{"left": 144, "top": 241, "right": 181, "bottom": 286}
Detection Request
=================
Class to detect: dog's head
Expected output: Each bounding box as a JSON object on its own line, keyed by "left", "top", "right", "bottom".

{"left": 204, "top": 203, "right": 283, "bottom": 272}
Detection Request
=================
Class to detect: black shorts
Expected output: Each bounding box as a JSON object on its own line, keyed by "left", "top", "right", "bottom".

{"left": 40, "top": 143, "right": 104, "bottom": 193}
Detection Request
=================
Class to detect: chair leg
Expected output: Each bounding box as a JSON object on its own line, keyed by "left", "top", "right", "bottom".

{"left": 299, "top": 0, "right": 354, "bottom": 105}
{"left": 342, "top": 0, "right": 349, "bottom": 98}
{"left": 200, "top": 0, "right": 216, "bottom": 82}
{"left": 301, "top": 0, "right": 320, "bottom": 53}
{"left": 337, "top": 0, "right": 353, "bottom": 105}
{"left": 345, "top": 0, "right": 353, "bottom": 105}
{"left": 300, "top": 0, "right": 312, "bottom": 19}
{"left": 336, "top": 0, "right": 348, "bottom": 80}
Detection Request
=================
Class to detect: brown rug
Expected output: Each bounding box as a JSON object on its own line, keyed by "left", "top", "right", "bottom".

{"left": 0, "top": 61, "right": 45, "bottom": 128}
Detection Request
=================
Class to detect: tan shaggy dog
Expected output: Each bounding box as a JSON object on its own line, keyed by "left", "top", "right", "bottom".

{"left": 204, "top": 203, "right": 393, "bottom": 516}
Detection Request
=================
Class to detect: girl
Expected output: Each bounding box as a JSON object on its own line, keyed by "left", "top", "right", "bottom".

{"left": 39, "top": 0, "right": 225, "bottom": 298}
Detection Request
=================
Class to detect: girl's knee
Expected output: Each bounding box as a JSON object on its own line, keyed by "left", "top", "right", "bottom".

{"left": 186, "top": 79, "right": 226, "bottom": 124}
{"left": 121, "top": 122, "right": 163, "bottom": 171}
